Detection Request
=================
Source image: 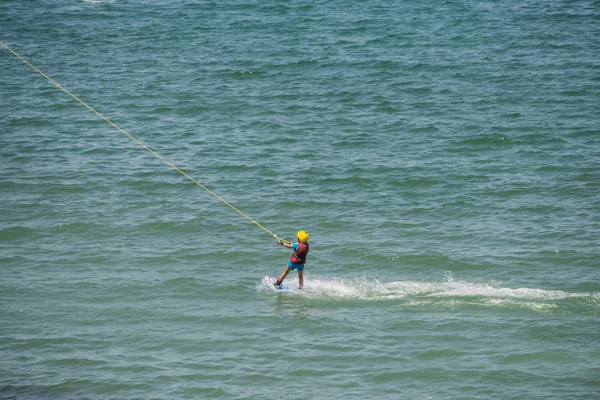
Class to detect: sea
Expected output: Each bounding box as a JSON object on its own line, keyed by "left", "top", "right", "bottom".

{"left": 1, "top": 1, "right": 599, "bottom": 399}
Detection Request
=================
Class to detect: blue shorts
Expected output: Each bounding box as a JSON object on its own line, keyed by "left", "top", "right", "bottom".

{"left": 288, "top": 261, "right": 305, "bottom": 271}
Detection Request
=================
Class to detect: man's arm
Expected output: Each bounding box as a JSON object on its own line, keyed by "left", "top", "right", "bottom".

{"left": 276, "top": 237, "right": 292, "bottom": 248}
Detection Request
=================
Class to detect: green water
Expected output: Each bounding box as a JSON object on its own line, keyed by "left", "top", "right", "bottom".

{"left": 1, "top": 1, "right": 599, "bottom": 399}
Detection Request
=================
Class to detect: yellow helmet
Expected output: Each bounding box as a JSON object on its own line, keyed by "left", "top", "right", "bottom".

{"left": 297, "top": 230, "right": 309, "bottom": 243}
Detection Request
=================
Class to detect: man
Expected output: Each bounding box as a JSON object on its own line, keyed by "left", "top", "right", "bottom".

{"left": 275, "top": 230, "right": 310, "bottom": 289}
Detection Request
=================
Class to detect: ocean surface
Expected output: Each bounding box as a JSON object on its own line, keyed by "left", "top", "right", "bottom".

{"left": 1, "top": 1, "right": 599, "bottom": 399}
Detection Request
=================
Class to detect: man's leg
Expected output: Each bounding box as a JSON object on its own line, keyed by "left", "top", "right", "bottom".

{"left": 298, "top": 270, "right": 304, "bottom": 289}
{"left": 276, "top": 266, "right": 291, "bottom": 286}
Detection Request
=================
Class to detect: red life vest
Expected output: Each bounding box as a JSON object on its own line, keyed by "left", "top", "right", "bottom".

{"left": 290, "top": 242, "right": 309, "bottom": 264}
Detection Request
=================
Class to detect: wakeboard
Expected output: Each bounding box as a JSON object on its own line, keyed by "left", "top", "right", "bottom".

{"left": 262, "top": 276, "right": 295, "bottom": 293}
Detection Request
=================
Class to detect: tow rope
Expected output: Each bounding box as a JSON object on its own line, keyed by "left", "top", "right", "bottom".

{"left": 1, "top": 41, "right": 283, "bottom": 242}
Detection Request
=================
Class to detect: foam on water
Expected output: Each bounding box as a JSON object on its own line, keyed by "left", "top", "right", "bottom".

{"left": 262, "top": 274, "right": 600, "bottom": 313}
